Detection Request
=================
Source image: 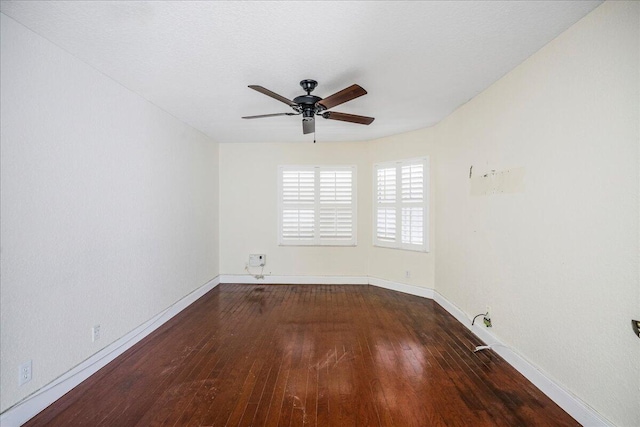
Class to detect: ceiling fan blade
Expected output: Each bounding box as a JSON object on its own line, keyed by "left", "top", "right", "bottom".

{"left": 248, "top": 85, "right": 297, "bottom": 107}
{"left": 317, "top": 84, "right": 367, "bottom": 110}
{"left": 322, "top": 111, "right": 375, "bottom": 125}
{"left": 302, "top": 118, "right": 315, "bottom": 135}
{"left": 242, "top": 113, "right": 296, "bottom": 119}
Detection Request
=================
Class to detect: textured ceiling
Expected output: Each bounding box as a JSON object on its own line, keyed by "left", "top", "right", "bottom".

{"left": 0, "top": 1, "right": 601, "bottom": 143}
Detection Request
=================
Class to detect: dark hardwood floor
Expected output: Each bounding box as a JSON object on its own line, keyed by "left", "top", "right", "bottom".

{"left": 25, "top": 284, "right": 578, "bottom": 426}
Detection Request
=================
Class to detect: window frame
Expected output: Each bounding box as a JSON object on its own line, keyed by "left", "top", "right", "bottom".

{"left": 278, "top": 165, "right": 357, "bottom": 247}
{"left": 373, "top": 157, "right": 429, "bottom": 252}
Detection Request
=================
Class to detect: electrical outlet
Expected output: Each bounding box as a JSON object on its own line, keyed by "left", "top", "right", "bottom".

{"left": 405, "top": 270, "right": 411, "bottom": 278}
{"left": 19, "top": 360, "right": 32, "bottom": 386}
{"left": 92, "top": 324, "right": 101, "bottom": 342}
{"left": 483, "top": 315, "right": 492, "bottom": 328}
{"left": 249, "top": 254, "right": 266, "bottom": 267}
{"left": 484, "top": 306, "right": 492, "bottom": 327}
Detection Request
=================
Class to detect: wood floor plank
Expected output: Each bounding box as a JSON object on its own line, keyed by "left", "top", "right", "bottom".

{"left": 24, "top": 284, "right": 580, "bottom": 427}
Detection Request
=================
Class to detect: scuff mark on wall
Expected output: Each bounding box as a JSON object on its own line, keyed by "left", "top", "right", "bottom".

{"left": 470, "top": 167, "right": 525, "bottom": 195}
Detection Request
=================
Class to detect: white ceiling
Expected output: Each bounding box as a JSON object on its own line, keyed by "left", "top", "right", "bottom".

{"left": 1, "top": 1, "right": 601, "bottom": 143}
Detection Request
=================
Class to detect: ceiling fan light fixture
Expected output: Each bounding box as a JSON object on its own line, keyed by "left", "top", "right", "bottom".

{"left": 243, "top": 79, "right": 374, "bottom": 137}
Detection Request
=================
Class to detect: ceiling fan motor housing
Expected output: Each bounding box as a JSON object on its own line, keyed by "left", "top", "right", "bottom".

{"left": 294, "top": 93, "right": 323, "bottom": 119}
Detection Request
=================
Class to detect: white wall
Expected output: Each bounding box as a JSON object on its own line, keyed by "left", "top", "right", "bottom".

{"left": 219, "top": 142, "right": 370, "bottom": 278}
{"left": 432, "top": 2, "right": 639, "bottom": 425}
{"left": 0, "top": 14, "right": 219, "bottom": 412}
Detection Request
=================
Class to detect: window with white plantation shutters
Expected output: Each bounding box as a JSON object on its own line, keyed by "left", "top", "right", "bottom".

{"left": 373, "top": 157, "right": 428, "bottom": 252}
{"left": 279, "top": 166, "right": 356, "bottom": 246}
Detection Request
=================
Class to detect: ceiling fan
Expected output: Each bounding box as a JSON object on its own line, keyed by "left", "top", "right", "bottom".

{"left": 242, "top": 79, "right": 375, "bottom": 136}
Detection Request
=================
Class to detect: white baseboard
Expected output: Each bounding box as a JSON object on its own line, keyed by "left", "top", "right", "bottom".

{"left": 2, "top": 275, "right": 609, "bottom": 427}
{"left": 0, "top": 276, "right": 220, "bottom": 427}
{"left": 368, "top": 276, "right": 435, "bottom": 299}
{"left": 219, "top": 274, "right": 368, "bottom": 285}
{"left": 431, "top": 291, "right": 611, "bottom": 427}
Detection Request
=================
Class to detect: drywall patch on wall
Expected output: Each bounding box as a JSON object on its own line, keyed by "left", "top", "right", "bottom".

{"left": 470, "top": 167, "right": 525, "bottom": 195}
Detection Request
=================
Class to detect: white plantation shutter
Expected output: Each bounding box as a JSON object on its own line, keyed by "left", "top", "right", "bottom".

{"left": 373, "top": 158, "right": 428, "bottom": 252}
{"left": 376, "top": 208, "right": 396, "bottom": 242}
{"left": 376, "top": 167, "right": 396, "bottom": 203}
{"left": 281, "top": 170, "right": 315, "bottom": 241}
{"left": 375, "top": 167, "right": 396, "bottom": 243}
{"left": 401, "top": 207, "right": 424, "bottom": 245}
{"left": 282, "top": 209, "right": 315, "bottom": 240}
{"left": 401, "top": 163, "right": 424, "bottom": 246}
{"left": 279, "top": 166, "right": 356, "bottom": 246}
{"left": 319, "top": 170, "right": 353, "bottom": 240}
{"left": 401, "top": 163, "right": 424, "bottom": 202}
{"left": 282, "top": 170, "right": 315, "bottom": 204}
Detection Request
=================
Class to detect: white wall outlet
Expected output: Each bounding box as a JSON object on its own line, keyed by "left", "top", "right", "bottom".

{"left": 405, "top": 270, "right": 411, "bottom": 278}
{"left": 249, "top": 254, "right": 266, "bottom": 267}
{"left": 92, "top": 324, "right": 101, "bottom": 342}
{"left": 19, "top": 360, "right": 32, "bottom": 386}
